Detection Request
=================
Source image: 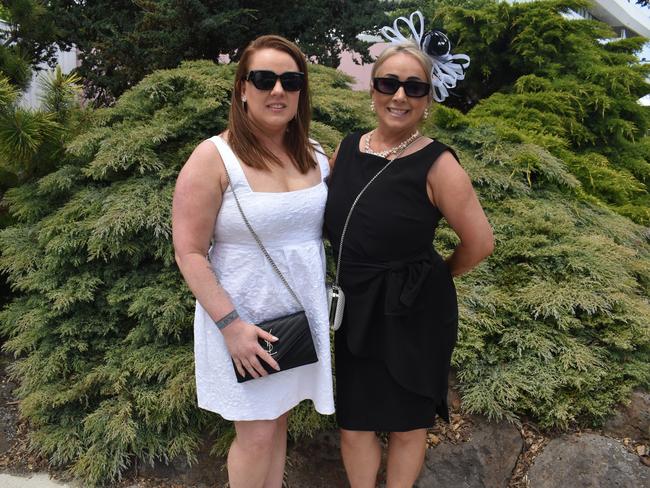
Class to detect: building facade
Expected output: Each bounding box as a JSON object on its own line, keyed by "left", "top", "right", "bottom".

{"left": 19, "top": 46, "right": 78, "bottom": 109}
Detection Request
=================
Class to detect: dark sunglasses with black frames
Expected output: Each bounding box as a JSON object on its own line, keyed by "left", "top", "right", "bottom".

{"left": 245, "top": 70, "right": 305, "bottom": 92}
{"left": 372, "top": 77, "right": 431, "bottom": 98}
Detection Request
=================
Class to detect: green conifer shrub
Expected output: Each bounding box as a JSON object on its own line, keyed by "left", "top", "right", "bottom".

{"left": 426, "top": 113, "right": 649, "bottom": 428}
{"left": 0, "top": 66, "right": 86, "bottom": 310}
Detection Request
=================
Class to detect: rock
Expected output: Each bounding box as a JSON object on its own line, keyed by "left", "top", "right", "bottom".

{"left": 415, "top": 417, "right": 522, "bottom": 488}
{"left": 528, "top": 433, "right": 649, "bottom": 488}
{"left": 604, "top": 390, "right": 650, "bottom": 443}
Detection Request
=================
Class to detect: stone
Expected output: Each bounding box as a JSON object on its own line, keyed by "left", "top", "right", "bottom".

{"left": 604, "top": 390, "right": 650, "bottom": 443}
{"left": 415, "top": 417, "right": 522, "bottom": 488}
{"left": 528, "top": 433, "right": 649, "bottom": 488}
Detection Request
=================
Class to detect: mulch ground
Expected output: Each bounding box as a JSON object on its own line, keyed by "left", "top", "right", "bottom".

{"left": 0, "top": 353, "right": 54, "bottom": 478}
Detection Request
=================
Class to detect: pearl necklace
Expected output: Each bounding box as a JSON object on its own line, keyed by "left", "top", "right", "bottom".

{"left": 364, "top": 130, "right": 420, "bottom": 158}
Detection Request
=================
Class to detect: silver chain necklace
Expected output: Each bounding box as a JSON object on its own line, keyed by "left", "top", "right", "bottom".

{"left": 364, "top": 129, "right": 420, "bottom": 159}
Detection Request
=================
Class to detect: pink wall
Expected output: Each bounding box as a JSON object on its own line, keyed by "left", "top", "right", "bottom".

{"left": 336, "top": 43, "right": 388, "bottom": 91}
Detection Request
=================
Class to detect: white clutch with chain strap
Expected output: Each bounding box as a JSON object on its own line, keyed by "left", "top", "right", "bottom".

{"left": 327, "top": 283, "right": 345, "bottom": 331}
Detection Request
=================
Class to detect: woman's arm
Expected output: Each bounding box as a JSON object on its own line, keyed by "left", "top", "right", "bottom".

{"left": 172, "top": 139, "right": 279, "bottom": 378}
{"left": 427, "top": 151, "right": 494, "bottom": 277}
{"left": 328, "top": 143, "right": 341, "bottom": 172}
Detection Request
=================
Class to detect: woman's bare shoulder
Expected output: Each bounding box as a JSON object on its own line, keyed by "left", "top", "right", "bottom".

{"left": 175, "top": 137, "right": 227, "bottom": 198}
{"left": 185, "top": 138, "right": 224, "bottom": 173}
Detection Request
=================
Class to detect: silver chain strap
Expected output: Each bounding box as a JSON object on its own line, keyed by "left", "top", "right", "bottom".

{"left": 333, "top": 135, "right": 422, "bottom": 285}
{"left": 222, "top": 165, "right": 303, "bottom": 310}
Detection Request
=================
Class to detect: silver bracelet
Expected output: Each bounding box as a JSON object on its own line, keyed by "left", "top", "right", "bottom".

{"left": 215, "top": 310, "right": 239, "bottom": 330}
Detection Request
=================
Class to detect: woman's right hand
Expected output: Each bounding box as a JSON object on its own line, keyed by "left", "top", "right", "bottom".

{"left": 221, "top": 320, "right": 281, "bottom": 379}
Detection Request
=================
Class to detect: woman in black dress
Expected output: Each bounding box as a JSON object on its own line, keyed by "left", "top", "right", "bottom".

{"left": 324, "top": 41, "right": 494, "bottom": 487}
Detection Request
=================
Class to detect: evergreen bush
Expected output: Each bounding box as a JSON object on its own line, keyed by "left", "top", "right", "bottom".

{"left": 426, "top": 114, "right": 649, "bottom": 427}
{"left": 0, "top": 66, "right": 86, "bottom": 312}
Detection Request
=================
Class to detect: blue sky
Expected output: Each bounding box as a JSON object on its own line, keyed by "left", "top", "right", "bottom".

{"left": 630, "top": 1, "right": 650, "bottom": 62}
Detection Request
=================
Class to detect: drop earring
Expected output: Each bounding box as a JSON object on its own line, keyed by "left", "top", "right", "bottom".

{"left": 241, "top": 95, "right": 247, "bottom": 109}
{"left": 424, "top": 107, "right": 429, "bottom": 119}
{"left": 370, "top": 100, "right": 375, "bottom": 112}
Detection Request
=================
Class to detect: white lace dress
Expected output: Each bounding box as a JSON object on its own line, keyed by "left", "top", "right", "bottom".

{"left": 193, "top": 135, "right": 335, "bottom": 421}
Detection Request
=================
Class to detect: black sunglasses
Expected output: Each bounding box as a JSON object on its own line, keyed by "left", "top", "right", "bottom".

{"left": 373, "top": 77, "right": 431, "bottom": 98}
{"left": 245, "top": 70, "right": 305, "bottom": 92}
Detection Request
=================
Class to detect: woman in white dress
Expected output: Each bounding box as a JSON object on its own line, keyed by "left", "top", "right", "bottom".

{"left": 172, "top": 35, "right": 334, "bottom": 488}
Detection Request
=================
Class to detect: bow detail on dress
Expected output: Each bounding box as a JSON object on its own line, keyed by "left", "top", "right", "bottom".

{"left": 341, "top": 248, "right": 440, "bottom": 356}
{"left": 384, "top": 254, "right": 433, "bottom": 315}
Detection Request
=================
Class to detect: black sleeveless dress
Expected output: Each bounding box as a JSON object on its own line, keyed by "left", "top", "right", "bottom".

{"left": 324, "top": 132, "right": 458, "bottom": 432}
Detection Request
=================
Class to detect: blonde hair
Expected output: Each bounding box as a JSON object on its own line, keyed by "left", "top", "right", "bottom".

{"left": 371, "top": 42, "right": 433, "bottom": 96}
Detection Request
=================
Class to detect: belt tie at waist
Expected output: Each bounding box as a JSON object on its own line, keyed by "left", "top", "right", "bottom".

{"left": 341, "top": 248, "right": 437, "bottom": 317}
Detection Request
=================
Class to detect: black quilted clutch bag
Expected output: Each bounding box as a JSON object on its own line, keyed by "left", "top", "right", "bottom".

{"left": 233, "top": 311, "right": 318, "bottom": 383}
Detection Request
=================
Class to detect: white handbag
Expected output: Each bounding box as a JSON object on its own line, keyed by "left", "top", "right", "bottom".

{"left": 327, "top": 283, "right": 345, "bottom": 331}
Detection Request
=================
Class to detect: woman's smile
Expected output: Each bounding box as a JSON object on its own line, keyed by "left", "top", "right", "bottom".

{"left": 266, "top": 102, "right": 288, "bottom": 112}
{"left": 386, "top": 106, "right": 411, "bottom": 117}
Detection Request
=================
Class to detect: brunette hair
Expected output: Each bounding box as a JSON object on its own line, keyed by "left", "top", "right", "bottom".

{"left": 227, "top": 35, "right": 316, "bottom": 173}
{"left": 371, "top": 42, "right": 433, "bottom": 100}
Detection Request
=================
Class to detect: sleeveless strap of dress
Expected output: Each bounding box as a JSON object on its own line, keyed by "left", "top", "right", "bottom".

{"left": 310, "top": 140, "right": 330, "bottom": 182}
{"left": 209, "top": 135, "right": 249, "bottom": 192}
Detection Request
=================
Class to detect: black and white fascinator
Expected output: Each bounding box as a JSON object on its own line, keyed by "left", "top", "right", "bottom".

{"left": 380, "top": 11, "right": 470, "bottom": 102}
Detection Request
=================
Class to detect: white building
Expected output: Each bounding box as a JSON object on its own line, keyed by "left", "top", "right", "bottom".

{"left": 19, "top": 46, "right": 78, "bottom": 109}
{"left": 0, "top": 19, "right": 79, "bottom": 109}
{"left": 567, "top": 1, "right": 650, "bottom": 42}
{"left": 512, "top": 0, "right": 650, "bottom": 60}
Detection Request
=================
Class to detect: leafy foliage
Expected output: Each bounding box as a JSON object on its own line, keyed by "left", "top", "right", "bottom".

{"left": 0, "top": 65, "right": 84, "bottom": 308}
{"left": 0, "top": 0, "right": 59, "bottom": 90}
{"left": 426, "top": 115, "right": 649, "bottom": 427}
{"left": 0, "top": 67, "right": 84, "bottom": 179}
